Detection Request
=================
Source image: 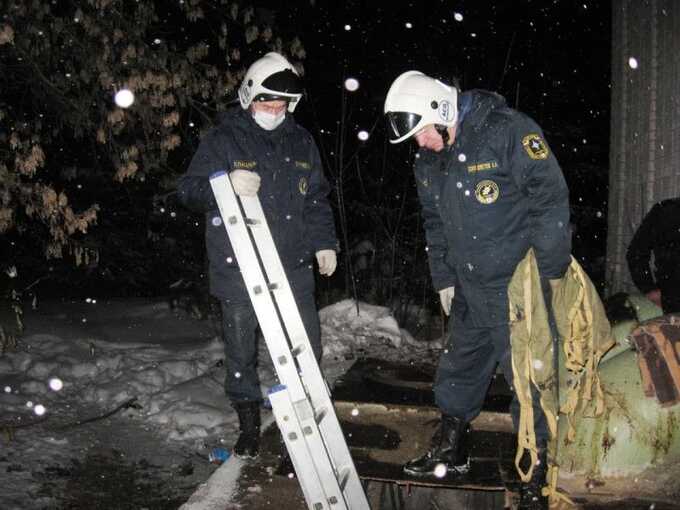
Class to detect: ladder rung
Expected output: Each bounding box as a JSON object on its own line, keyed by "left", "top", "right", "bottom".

{"left": 338, "top": 467, "right": 350, "bottom": 491}
{"left": 291, "top": 343, "right": 306, "bottom": 357}
{"left": 209, "top": 173, "right": 369, "bottom": 510}
{"left": 314, "top": 407, "right": 328, "bottom": 425}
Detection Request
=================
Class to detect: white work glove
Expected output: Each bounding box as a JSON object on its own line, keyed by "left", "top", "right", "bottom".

{"left": 315, "top": 250, "right": 337, "bottom": 276}
{"left": 230, "top": 170, "right": 261, "bottom": 196}
{"left": 438, "top": 286, "right": 455, "bottom": 316}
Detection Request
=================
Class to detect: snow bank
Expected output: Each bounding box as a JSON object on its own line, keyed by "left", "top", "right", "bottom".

{"left": 0, "top": 297, "right": 436, "bottom": 509}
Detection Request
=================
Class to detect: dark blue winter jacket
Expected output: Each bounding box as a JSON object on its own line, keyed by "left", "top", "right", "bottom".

{"left": 177, "top": 107, "right": 338, "bottom": 303}
{"left": 415, "top": 90, "right": 571, "bottom": 326}
{"left": 626, "top": 197, "right": 680, "bottom": 313}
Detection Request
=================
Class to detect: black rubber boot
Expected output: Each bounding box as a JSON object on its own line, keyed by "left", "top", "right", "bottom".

{"left": 275, "top": 432, "right": 296, "bottom": 476}
{"left": 518, "top": 444, "right": 549, "bottom": 510}
{"left": 278, "top": 447, "right": 295, "bottom": 477}
{"left": 233, "top": 401, "right": 261, "bottom": 459}
{"left": 403, "top": 415, "right": 470, "bottom": 477}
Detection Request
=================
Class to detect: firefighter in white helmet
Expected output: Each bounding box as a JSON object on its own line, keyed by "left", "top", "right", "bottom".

{"left": 178, "top": 52, "right": 338, "bottom": 465}
{"left": 384, "top": 70, "right": 458, "bottom": 145}
{"left": 238, "top": 51, "right": 303, "bottom": 115}
{"left": 385, "top": 71, "right": 572, "bottom": 510}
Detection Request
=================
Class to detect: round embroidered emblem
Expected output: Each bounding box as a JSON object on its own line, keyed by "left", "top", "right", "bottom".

{"left": 475, "top": 179, "right": 500, "bottom": 204}
{"left": 298, "top": 177, "right": 308, "bottom": 195}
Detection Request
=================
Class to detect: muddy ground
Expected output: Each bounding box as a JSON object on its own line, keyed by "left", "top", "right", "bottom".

{"left": 1, "top": 407, "right": 217, "bottom": 510}
{"left": 4, "top": 410, "right": 679, "bottom": 510}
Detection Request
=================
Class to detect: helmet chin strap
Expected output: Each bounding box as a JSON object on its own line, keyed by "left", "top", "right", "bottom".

{"left": 435, "top": 125, "right": 450, "bottom": 145}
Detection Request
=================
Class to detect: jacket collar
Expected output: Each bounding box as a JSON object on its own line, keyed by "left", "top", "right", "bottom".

{"left": 457, "top": 90, "right": 508, "bottom": 133}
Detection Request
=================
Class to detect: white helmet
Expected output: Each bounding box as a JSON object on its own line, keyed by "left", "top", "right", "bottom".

{"left": 384, "top": 71, "right": 458, "bottom": 144}
{"left": 238, "top": 52, "right": 303, "bottom": 113}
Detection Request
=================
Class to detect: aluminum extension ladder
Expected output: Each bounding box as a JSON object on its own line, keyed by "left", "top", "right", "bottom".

{"left": 209, "top": 171, "right": 370, "bottom": 510}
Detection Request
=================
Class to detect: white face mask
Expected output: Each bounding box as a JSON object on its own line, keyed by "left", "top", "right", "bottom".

{"left": 252, "top": 109, "right": 285, "bottom": 130}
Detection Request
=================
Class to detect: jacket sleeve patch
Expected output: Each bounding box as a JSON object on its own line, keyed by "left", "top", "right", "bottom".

{"left": 521, "top": 134, "right": 549, "bottom": 160}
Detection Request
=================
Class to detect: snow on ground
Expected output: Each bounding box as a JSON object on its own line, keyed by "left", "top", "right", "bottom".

{"left": 0, "top": 297, "right": 441, "bottom": 509}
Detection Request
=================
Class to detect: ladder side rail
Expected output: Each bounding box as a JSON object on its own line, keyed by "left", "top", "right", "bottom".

{"left": 210, "top": 172, "right": 306, "bottom": 403}
{"left": 269, "top": 386, "right": 339, "bottom": 510}
{"left": 209, "top": 172, "right": 349, "bottom": 508}
{"left": 241, "top": 196, "right": 333, "bottom": 401}
{"left": 240, "top": 195, "right": 371, "bottom": 510}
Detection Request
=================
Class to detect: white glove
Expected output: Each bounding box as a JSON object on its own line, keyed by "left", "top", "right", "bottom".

{"left": 315, "top": 250, "right": 337, "bottom": 276}
{"left": 438, "top": 286, "right": 455, "bottom": 316}
{"left": 230, "top": 170, "right": 261, "bottom": 196}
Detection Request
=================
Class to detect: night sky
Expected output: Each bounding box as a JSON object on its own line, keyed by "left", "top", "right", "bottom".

{"left": 281, "top": 0, "right": 612, "bottom": 286}
{"left": 289, "top": 0, "right": 610, "bottom": 141}
{"left": 2, "top": 0, "right": 613, "bottom": 298}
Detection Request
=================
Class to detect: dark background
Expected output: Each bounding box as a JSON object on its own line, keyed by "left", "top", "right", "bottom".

{"left": 288, "top": 0, "right": 611, "bottom": 312}
{"left": 9, "top": 0, "right": 611, "bottom": 322}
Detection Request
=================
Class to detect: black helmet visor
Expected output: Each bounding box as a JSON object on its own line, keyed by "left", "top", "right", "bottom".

{"left": 260, "top": 69, "right": 303, "bottom": 95}
{"left": 386, "top": 111, "right": 422, "bottom": 141}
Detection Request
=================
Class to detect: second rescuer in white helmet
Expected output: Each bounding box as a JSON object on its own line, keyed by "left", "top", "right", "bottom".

{"left": 230, "top": 52, "right": 305, "bottom": 196}
{"left": 384, "top": 70, "right": 459, "bottom": 151}
{"left": 235, "top": 51, "right": 303, "bottom": 136}
{"left": 383, "top": 69, "right": 572, "bottom": 510}
{"left": 177, "top": 51, "right": 339, "bottom": 467}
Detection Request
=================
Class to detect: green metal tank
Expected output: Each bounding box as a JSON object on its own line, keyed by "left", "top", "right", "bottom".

{"left": 556, "top": 295, "right": 680, "bottom": 504}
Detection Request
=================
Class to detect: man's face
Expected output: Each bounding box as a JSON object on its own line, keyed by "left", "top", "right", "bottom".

{"left": 251, "top": 99, "right": 287, "bottom": 115}
{"left": 414, "top": 125, "right": 445, "bottom": 152}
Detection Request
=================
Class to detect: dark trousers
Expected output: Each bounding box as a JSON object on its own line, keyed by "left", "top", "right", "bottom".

{"left": 220, "top": 292, "right": 322, "bottom": 404}
{"left": 661, "top": 285, "right": 680, "bottom": 314}
{"left": 434, "top": 313, "right": 550, "bottom": 443}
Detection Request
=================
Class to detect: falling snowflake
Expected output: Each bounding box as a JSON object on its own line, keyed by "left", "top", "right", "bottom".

{"left": 49, "top": 378, "right": 64, "bottom": 391}
{"left": 114, "top": 89, "right": 135, "bottom": 108}
{"left": 344, "top": 77, "right": 359, "bottom": 91}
